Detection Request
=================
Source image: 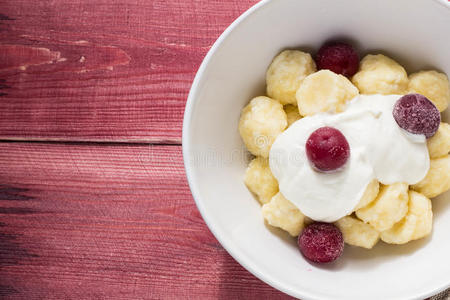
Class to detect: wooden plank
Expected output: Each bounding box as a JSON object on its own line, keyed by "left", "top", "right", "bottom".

{"left": 0, "top": 0, "right": 258, "bottom": 143}
{"left": 0, "top": 143, "right": 292, "bottom": 299}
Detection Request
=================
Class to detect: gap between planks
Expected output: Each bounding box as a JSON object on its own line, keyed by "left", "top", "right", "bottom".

{"left": 0, "top": 139, "right": 182, "bottom": 147}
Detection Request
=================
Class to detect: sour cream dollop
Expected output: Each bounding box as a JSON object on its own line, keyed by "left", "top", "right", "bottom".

{"left": 269, "top": 94, "right": 430, "bottom": 222}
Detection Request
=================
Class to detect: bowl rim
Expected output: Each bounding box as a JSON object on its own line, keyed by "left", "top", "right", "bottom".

{"left": 182, "top": 0, "right": 450, "bottom": 299}
{"left": 434, "top": 0, "right": 450, "bottom": 9}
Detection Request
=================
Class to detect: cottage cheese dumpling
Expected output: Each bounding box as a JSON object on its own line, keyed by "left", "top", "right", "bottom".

{"left": 239, "top": 96, "right": 287, "bottom": 158}
{"left": 244, "top": 157, "right": 279, "bottom": 204}
{"left": 262, "top": 192, "right": 305, "bottom": 237}
{"left": 409, "top": 191, "right": 433, "bottom": 240}
{"left": 411, "top": 155, "right": 450, "bottom": 198}
{"left": 356, "top": 183, "right": 409, "bottom": 232}
{"left": 335, "top": 216, "right": 380, "bottom": 249}
{"left": 296, "top": 70, "right": 359, "bottom": 116}
{"left": 352, "top": 54, "right": 408, "bottom": 95}
{"left": 266, "top": 50, "right": 316, "bottom": 105}
{"left": 408, "top": 70, "right": 450, "bottom": 112}
{"left": 354, "top": 179, "right": 380, "bottom": 210}
{"left": 427, "top": 123, "right": 450, "bottom": 158}
{"left": 380, "top": 190, "right": 432, "bottom": 244}
{"left": 379, "top": 211, "right": 417, "bottom": 244}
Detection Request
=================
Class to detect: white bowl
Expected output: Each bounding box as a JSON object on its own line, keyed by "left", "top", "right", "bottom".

{"left": 183, "top": 0, "right": 450, "bottom": 299}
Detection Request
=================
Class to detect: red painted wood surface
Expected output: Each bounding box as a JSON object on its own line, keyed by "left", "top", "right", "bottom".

{"left": 0, "top": 0, "right": 258, "bottom": 143}
{"left": 0, "top": 143, "right": 291, "bottom": 299}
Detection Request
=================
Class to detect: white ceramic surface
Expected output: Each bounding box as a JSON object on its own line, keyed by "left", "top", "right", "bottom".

{"left": 183, "top": 0, "right": 450, "bottom": 299}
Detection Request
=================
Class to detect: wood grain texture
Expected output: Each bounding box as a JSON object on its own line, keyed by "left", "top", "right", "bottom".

{"left": 0, "top": 143, "right": 292, "bottom": 299}
{"left": 0, "top": 0, "right": 258, "bottom": 143}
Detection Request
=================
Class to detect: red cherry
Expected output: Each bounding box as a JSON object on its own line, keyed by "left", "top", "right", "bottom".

{"left": 306, "top": 127, "right": 350, "bottom": 172}
{"left": 316, "top": 42, "right": 359, "bottom": 77}
{"left": 298, "top": 222, "right": 344, "bottom": 263}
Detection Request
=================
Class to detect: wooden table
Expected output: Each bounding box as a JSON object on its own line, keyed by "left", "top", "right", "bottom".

{"left": 0, "top": 0, "right": 294, "bottom": 298}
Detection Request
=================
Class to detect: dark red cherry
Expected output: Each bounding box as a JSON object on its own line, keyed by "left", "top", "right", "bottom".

{"left": 393, "top": 93, "right": 441, "bottom": 138}
{"left": 298, "top": 222, "right": 344, "bottom": 263}
{"left": 306, "top": 127, "right": 350, "bottom": 172}
{"left": 315, "top": 42, "right": 359, "bottom": 77}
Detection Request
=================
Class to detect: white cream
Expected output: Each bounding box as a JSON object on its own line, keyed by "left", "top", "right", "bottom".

{"left": 269, "top": 94, "right": 430, "bottom": 222}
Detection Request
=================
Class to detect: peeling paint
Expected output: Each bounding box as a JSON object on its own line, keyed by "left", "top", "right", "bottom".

{"left": 0, "top": 41, "right": 130, "bottom": 74}
{"left": 0, "top": 45, "right": 61, "bottom": 71}
{"left": 74, "top": 40, "right": 89, "bottom": 45}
